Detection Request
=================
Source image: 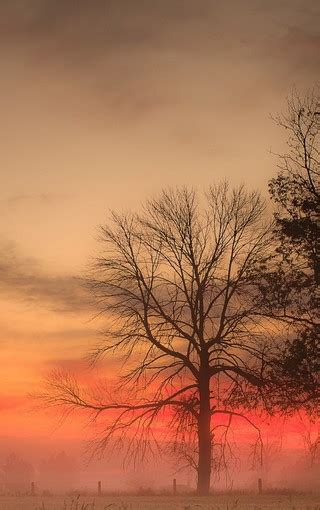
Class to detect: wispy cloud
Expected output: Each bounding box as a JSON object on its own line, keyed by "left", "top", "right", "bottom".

{"left": 1, "top": 1, "right": 319, "bottom": 127}
{"left": 0, "top": 242, "right": 91, "bottom": 313}
{"left": 2, "top": 193, "right": 70, "bottom": 208}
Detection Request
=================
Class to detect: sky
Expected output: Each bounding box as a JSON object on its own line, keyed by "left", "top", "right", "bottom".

{"left": 0, "top": 0, "right": 319, "bottom": 489}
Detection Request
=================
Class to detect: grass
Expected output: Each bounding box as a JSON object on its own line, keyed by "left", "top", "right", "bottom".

{"left": 0, "top": 493, "right": 320, "bottom": 510}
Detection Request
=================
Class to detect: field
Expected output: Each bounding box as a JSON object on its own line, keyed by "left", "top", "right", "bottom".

{"left": 0, "top": 494, "right": 319, "bottom": 510}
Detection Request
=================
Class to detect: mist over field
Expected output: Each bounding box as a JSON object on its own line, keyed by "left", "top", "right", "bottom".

{"left": 0, "top": 430, "right": 319, "bottom": 495}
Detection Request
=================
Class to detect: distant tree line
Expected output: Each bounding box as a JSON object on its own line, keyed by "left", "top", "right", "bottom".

{"left": 0, "top": 452, "right": 78, "bottom": 495}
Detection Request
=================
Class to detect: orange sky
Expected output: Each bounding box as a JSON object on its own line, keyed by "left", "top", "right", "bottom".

{"left": 0, "top": 0, "right": 319, "bottom": 477}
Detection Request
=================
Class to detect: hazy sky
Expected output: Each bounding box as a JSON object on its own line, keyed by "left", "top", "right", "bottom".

{"left": 0, "top": 0, "right": 319, "bottom": 478}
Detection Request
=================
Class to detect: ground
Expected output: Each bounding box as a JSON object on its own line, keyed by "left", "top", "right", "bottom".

{"left": 0, "top": 494, "right": 319, "bottom": 510}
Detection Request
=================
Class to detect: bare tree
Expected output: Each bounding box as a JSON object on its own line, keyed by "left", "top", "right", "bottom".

{"left": 40, "top": 184, "right": 274, "bottom": 495}
{"left": 170, "top": 403, "right": 241, "bottom": 489}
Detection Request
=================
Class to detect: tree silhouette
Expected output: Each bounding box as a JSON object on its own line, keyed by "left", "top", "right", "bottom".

{"left": 40, "top": 184, "right": 278, "bottom": 495}
{"left": 255, "top": 88, "right": 320, "bottom": 413}
{"left": 1, "top": 454, "right": 34, "bottom": 494}
{"left": 270, "top": 87, "right": 319, "bottom": 284}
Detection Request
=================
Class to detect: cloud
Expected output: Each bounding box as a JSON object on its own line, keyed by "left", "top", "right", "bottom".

{"left": 0, "top": 1, "right": 186, "bottom": 122}
{"left": 1, "top": 1, "right": 318, "bottom": 54}
{"left": 2, "top": 193, "right": 69, "bottom": 208}
{"left": 0, "top": 242, "right": 91, "bottom": 313}
{"left": 280, "top": 26, "right": 320, "bottom": 66}
{"left": 0, "top": 1, "right": 212, "bottom": 44}
{"left": 1, "top": 0, "right": 319, "bottom": 126}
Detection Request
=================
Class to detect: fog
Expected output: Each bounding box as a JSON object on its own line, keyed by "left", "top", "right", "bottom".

{"left": 1, "top": 430, "right": 318, "bottom": 495}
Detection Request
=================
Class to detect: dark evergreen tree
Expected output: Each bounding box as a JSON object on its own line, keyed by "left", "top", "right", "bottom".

{"left": 258, "top": 89, "right": 319, "bottom": 413}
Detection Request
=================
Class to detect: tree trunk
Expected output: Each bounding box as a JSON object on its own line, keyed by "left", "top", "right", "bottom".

{"left": 197, "top": 370, "right": 211, "bottom": 495}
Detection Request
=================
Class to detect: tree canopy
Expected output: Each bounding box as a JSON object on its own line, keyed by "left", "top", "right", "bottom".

{"left": 257, "top": 88, "right": 319, "bottom": 413}
{"left": 41, "top": 184, "right": 277, "bottom": 494}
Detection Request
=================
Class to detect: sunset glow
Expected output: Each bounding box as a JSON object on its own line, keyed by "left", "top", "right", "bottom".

{"left": 0, "top": 1, "right": 319, "bottom": 503}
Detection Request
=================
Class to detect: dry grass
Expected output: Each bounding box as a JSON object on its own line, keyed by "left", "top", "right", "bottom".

{"left": 0, "top": 494, "right": 320, "bottom": 510}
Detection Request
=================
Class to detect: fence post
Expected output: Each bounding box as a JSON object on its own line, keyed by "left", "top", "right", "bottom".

{"left": 173, "top": 478, "right": 177, "bottom": 495}
{"left": 31, "top": 482, "right": 35, "bottom": 496}
{"left": 98, "top": 480, "right": 102, "bottom": 496}
{"left": 258, "top": 477, "right": 263, "bottom": 494}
